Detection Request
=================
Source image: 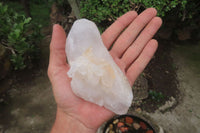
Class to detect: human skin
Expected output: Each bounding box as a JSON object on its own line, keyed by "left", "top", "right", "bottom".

{"left": 48, "top": 8, "right": 162, "bottom": 133}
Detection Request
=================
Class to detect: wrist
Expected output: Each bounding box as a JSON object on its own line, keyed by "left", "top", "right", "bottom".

{"left": 51, "top": 108, "right": 97, "bottom": 133}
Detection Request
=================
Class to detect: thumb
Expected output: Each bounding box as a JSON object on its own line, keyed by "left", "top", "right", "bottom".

{"left": 48, "top": 24, "right": 69, "bottom": 77}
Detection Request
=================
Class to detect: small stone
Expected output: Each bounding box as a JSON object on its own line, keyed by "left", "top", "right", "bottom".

{"left": 125, "top": 116, "right": 133, "bottom": 124}
{"left": 105, "top": 128, "right": 110, "bottom": 133}
{"left": 105, "top": 127, "right": 110, "bottom": 133}
{"left": 146, "top": 130, "right": 154, "bottom": 133}
{"left": 113, "top": 119, "right": 119, "bottom": 124}
{"left": 140, "top": 122, "right": 147, "bottom": 130}
{"left": 132, "top": 100, "right": 143, "bottom": 106}
{"left": 120, "top": 127, "right": 128, "bottom": 132}
{"left": 135, "top": 108, "right": 142, "bottom": 113}
{"left": 108, "top": 18, "right": 112, "bottom": 21}
{"left": 117, "top": 122, "right": 124, "bottom": 128}
{"left": 133, "top": 123, "right": 140, "bottom": 130}
{"left": 108, "top": 130, "right": 115, "bottom": 133}
{"left": 109, "top": 124, "right": 113, "bottom": 129}
{"left": 158, "top": 96, "right": 176, "bottom": 112}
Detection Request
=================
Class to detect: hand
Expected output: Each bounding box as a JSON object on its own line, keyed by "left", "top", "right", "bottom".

{"left": 48, "top": 8, "right": 162, "bottom": 133}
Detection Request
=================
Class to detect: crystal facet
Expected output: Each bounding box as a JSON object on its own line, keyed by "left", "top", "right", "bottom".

{"left": 66, "top": 19, "right": 133, "bottom": 114}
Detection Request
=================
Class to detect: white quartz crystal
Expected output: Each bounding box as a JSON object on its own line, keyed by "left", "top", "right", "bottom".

{"left": 66, "top": 19, "right": 133, "bottom": 114}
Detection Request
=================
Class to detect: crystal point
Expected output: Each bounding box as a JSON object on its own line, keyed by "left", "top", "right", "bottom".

{"left": 66, "top": 19, "right": 133, "bottom": 114}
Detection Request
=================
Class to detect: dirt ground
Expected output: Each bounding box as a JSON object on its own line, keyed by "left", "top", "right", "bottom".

{"left": 0, "top": 71, "right": 56, "bottom": 133}
{"left": 141, "top": 39, "right": 179, "bottom": 112}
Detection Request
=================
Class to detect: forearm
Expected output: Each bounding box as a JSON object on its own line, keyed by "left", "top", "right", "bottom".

{"left": 51, "top": 108, "right": 97, "bottom": 133}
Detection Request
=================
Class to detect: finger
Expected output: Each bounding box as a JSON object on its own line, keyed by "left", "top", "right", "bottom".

{"left": 48, "top": 24, "right": 69, "bottom": 77}
{"left": 126, "top": 39, "right": 158, "bottom": 86}
{"left": 110, "top": 8, "right": 157, "bottom": 58}
{"left": 101, "top": 11, "right": 138, "bottom": 50}
{"left": 121, "top": 17, "right": 162, "bottom": 69}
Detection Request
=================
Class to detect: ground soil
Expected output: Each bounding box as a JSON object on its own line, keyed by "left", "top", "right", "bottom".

{"left": 141, "top": 39, "right": 179, "bottom": 112}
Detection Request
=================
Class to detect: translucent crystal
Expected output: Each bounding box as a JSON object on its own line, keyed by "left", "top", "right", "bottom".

{"left": 66, "top": 19, "right": 133, "bottom": 114}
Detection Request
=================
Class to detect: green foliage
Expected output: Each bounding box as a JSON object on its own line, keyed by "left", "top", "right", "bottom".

{"left": 4, "top": 0, "right": 53, "bottom": 27}
{"left": 0, "top": 3, "right": 42, "bottom": 70}
{"left": 56, "top": 0, "right": 66, "bottom": 5}
{"left": 149, "top": 90, "right": 165, "bottom": 102}
{"left": 80, "top": 0, "right": 130, "bottom": 23}
{"left": 80, "top": 0, "right": 190, "bottom": 24}
{"left": 134, "top": 0, "right": 187, "bottom": 17}
{"left": 30, "top": 1, "right": 52, "bottom": 26}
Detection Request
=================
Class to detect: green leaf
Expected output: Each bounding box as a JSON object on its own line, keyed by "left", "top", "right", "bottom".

{"left": 14, "top": 29, "right": 21, "bottom": 38}
{"left": 10, "top": 54, "right": 26, "bottom": 70}
{"left": 24, "top": 17, "right": 32, "bottom": 24}
{"left": 2, "top": 5, "right": 8, "bottom": 13}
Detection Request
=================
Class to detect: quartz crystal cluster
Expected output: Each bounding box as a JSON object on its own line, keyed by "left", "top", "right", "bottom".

{"left": 66, "top": 19, "right": 133, "bottom": 114}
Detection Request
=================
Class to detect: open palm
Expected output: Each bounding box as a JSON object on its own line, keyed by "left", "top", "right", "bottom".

{"left": 48, "top": 8, "right": 162, "bottom": 132}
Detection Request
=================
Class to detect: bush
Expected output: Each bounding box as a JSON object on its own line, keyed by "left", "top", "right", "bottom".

{"left": 80, "top": 0, "right": 197, "bottom": 24}
{"left": 0, "top": 3, "right": 42, "bottom": 70}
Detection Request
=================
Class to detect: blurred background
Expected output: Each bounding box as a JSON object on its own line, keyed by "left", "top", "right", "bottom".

{"left": 0, "top": 0, "right": 200, "bottom": 132}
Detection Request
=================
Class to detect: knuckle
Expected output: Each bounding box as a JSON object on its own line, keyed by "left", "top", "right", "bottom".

{"left": 116, "top": 18, "right": 127, "bottom": 27}
{"left": 145, "top": 29, "right": 155, "bottom": 37}
{"left": 135, "top": 17, "right": 147, "bottom": 27}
